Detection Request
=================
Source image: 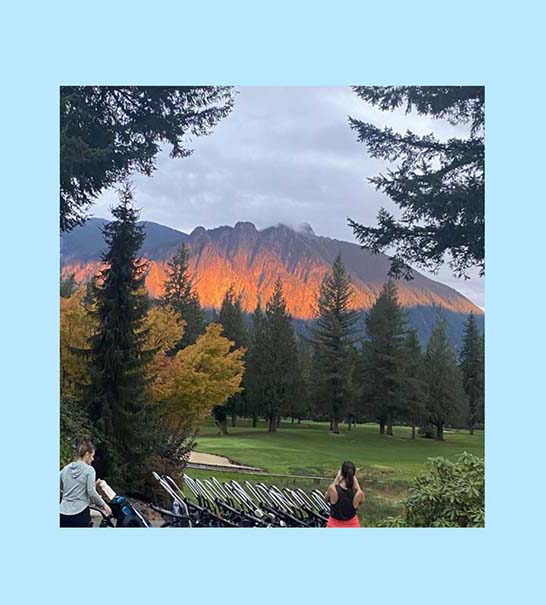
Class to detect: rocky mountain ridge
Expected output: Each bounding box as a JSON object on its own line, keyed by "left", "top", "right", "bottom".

{"left": 61, "top": 218, "right": 483, "bottom": 346}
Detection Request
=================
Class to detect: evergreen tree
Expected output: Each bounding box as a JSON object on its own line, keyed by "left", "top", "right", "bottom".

{"left": 161, "top": 243, "right": 205, "bottom": 349}
{"left": 289, "top": 336, "right": 312, "bottom": 424}
{"left": 246, "top": 300, "right": 267, "bottom": 428}
{"left": 422, "top": 317, "right": 467, "bottom": 440}
{"left": 218, "top": 286, "right": 247, "bottom": 429}
{"left": 344, "top": 347, "right": 360, "bottom": 430}
{"left": 348, "top": 86, "right": 484, "bottom": 279}
{"left": 61, "top": 86, "right": 234, "bottom": 231}
{"left": 403, "top": 329, "right": 426, "bottom": 439}
{"left": 363, "top": 280, "right": 408, "bottom": 436}
{"left": 459, "top": 313, "right": 484, "bottom": 434}
{"left": 309, "top": 341, "right": 330, "bottom": 422}
{"left": 258, "top": 279, "right": 300, "bottom": 432}
{"left": 311, "top": 255, "right": 359, "bottom": 433}
{"left": 85, "top": 183, "right": 153, "bottom": 487}
{"left": 477, "top": 333, "right": 484, "bottom": 427}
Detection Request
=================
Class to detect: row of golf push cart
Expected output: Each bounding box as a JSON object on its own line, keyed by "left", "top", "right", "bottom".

{"left": 92, "top": 473, "right": 330, "bottom": 527}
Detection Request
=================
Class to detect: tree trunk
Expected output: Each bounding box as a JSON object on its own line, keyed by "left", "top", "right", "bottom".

{"left": 411, "top": 424, "right": 416, "bottom": 439}
{"left": 386, "top": 413, "right": 393, "bottom": 436}
{"left": 268, "top": 417, "right": 277, "bottom": 432}
{"left": 436, "top": 423, "right": 444, "bottom": 441}
{"left": 217, "top": 418, "right": 228, "bottom": 435}
{"left": 379, "top": 421, "right": 385, "bottom": 435}
{"left": 231, "top": 412, "right": 237, "bottom": 428}
{"left": 469, "top": 408, "right": 476, "bottom": 435}
{"left": 347, "top": 419, "right": 351, "bottom": 431}
{"left": 291, "top": 417, "right": 295, "bottom": 424}
{"left": 329, "top": 419, "right": 333, "bottom": 431}
{"left": 297, "top": 418, "right": 301, "bottom": 425}
{"left": 252, "top": 416, "right": 257, "bottom": 428}
{"left": 331, "top": 418, "right": 340, "bottom": 434}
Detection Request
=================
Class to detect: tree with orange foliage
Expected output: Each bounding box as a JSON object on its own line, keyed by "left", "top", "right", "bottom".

{"left": 149, "top": 323, "right": 245, "bottom": 436}
{"left": 60, "top": 287, "right": 97, "bottom": 398}
{"left": 143, "top": 304, "right": 185, "bottom": 383}
{"left": 60, "top": 286, "right": 97, "bottom": 465}
{"left": 61, "top": 292, "right": 243, "bottom": 443}
{"left": 143, "top": 321, "right": 244, "bottom": 471}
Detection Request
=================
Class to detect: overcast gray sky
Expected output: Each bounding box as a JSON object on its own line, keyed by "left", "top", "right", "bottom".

{"left": 93, "top": 86, "right": 484, "bottom": 309}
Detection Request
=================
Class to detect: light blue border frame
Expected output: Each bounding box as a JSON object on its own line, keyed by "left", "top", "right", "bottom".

{"left": 3, "top": 1, "right": 544, "bottom": 602}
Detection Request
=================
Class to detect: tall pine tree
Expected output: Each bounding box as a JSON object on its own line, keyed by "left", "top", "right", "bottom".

{"left": 218, "top": 286, "right": 247, "bottom": 429}
{"left": 258, "top": 279, "right": 300, "bottom": 432}
{"left": 422, "top": 317, "right": 467, "bottom": 440}
{"left": 362, "top": 280, "right": 408, "bottom": 436}
{"left": 161, "top": 243, "right": 205, "bottom": 350}
{"left": 459, "top": 313, "right": 484, "bottom": 434}
{"left": 289, "top": 336, "right": 312, "bottom": 424}
{"left": 403, "top": 329, "right": 426, "bottom": 439}
{"left": 311, "top": 255, "right": 359, "bottom": 433}
{"left": 246, "top": 300, "right": 267, "bottom": 428}
{"left": 85, "top": 184, "right": 153, "bottom": 487}
{"left": 477, "top": 333, "right": 484, "bottom": 427}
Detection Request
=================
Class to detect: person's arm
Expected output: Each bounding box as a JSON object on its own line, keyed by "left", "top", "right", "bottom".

{"left": 325, "top": 484, "right": 338, "bottom": 504}
{"left": 59, "top": 470, "right": 64, "bottom": 503}
{"left": 352, "top": 476, "right": 365, "bottom": 508}
{"left": 325, "top": 470, "right": 342, "bottom": 503}
{"left": 86, "top": 467, "right": 108, "bottom": 509}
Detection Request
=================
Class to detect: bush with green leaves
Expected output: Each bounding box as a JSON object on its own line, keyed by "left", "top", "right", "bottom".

{"left": 382, "top": 452, "right": 484, "bottom": 527}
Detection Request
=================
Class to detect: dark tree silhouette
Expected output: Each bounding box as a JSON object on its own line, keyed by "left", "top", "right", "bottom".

{"left": 85, "top": 183, "right": 153, "bottom": 486}
{"left": 348, "top": 86, "right": 484, "bottom": 279}
{"left": 60, "top": 86, "right": 234, "bottom": 231}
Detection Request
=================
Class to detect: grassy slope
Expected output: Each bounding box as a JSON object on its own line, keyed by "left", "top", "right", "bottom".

{"left": 189, "top": 419, "right": 484, "bottom": 526}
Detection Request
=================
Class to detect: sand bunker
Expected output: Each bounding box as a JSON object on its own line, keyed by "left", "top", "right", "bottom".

{"left": 188, "top": 451, "right": 264, "bottom": 472}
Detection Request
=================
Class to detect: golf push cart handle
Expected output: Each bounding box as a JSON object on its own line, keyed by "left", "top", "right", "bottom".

{"left": 150, "top": 504, "right": 191, "bottom": 521}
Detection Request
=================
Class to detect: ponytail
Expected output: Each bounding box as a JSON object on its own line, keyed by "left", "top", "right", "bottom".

{"left": 341, "top": 460, "right": 355, "bottom": 490}
{"left": 345, "top": 467, "right": 354, "bottom": 490}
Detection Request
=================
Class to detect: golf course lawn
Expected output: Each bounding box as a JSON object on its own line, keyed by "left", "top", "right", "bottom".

{"left": 188, "top": 419, "right": 484, "bottom": 526}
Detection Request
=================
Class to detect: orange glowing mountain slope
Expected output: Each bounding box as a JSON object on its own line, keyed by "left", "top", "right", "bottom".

{"left": 62, "top": 219, "right": 482, "bottom": 318}
{"left": 61, "top": 219, "right": 483, "bottom": 345}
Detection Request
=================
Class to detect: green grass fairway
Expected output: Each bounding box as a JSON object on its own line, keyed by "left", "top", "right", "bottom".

{"left": 188, "top": 419, "right": 484, "bottom": 526}
{"left": 194, "top": 419, "right": 484, "bottom": 480}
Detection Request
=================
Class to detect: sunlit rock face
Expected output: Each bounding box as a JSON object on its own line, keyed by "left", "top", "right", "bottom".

{"left": 61, "top": 218, "right": 482, "bottom": 320}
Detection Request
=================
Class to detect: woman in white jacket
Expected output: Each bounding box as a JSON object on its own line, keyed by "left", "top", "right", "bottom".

{"left": 60, "top": 437, "right": 112, "bottom": 527}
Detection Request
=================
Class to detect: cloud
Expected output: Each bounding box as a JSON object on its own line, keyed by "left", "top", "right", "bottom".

{"left": 92, "top": 86, "right": 484, "bottom": 308}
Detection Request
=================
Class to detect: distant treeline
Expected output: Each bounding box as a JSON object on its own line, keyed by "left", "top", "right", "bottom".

{"left": 199, "top": 255, "right": 484, "bottom": 440}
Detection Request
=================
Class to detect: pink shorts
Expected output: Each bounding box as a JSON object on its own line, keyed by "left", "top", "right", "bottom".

{"left": 326, "top": 516, "right": 360, "bottom": 528}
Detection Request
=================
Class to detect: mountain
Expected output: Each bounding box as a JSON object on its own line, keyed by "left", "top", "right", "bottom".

{"left": 61, "top": 218, "right": 484, "bottom": 347}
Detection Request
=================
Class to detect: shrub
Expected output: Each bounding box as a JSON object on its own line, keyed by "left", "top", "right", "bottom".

{"left": 381, "top": 452, "right": 484, "bottom": 527}
{"left": 125, "top": 422, "right": 196, "bottom": 500}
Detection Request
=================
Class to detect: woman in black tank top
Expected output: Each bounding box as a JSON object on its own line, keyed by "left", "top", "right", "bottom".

{"left": 324, "top": 461, "right": 365, "bottom": 527}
